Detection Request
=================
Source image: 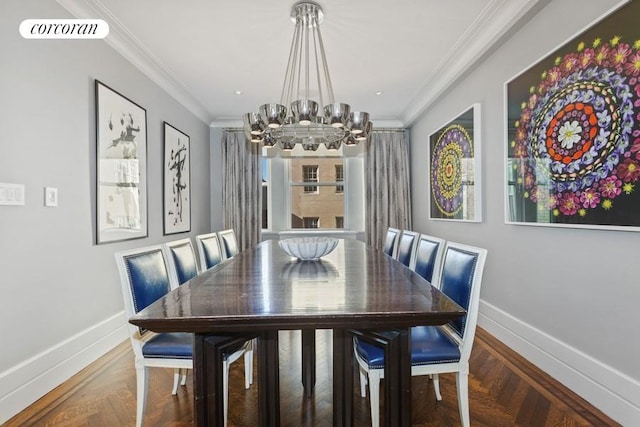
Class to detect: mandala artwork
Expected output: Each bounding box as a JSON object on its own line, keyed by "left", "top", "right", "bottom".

{"left": 507, "top": 1, "right": 640, "bottom": 228}
{"left": 429, "top": 106, "right": 480, "bottom": 221}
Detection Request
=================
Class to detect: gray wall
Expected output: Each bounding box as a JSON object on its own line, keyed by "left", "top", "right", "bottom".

{"left": 409, "top": 0, "right": 638, "bottom": 423}
{"left": 0, "top": 0, "right": 211, "bottom": 419}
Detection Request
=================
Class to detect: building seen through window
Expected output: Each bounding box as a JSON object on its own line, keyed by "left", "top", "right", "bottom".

{"left": 290, "top": 158, "right": 344, "bottom": 229}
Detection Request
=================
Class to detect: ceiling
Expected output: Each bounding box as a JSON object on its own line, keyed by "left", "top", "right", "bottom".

{"left": 58, "top": 0, "right": 542, "bottom": 126}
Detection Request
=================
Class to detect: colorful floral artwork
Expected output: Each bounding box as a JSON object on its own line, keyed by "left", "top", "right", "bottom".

{"left": 506, "top": 0, "right": 640, "bottom": 229}
{"left": 429, "top": 105, "right": 481, "bottom": 221}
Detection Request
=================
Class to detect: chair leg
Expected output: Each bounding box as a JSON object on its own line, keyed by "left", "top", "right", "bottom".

{"left": 368, "top": 370, "right": 381, "bottom": 427}
{"left": 433, "top": 373, "right": 442, "bottom": 401}
{"left": 180, "top": 369, "right": 188, "bottom": 386}
{"left": 171, "top": 368, "right": 180, "bottom": 395}
{"left": 456, "top": 372, "right": 470, "bottom": 427}
{"left": 135, "top": 365, "right": 149, "bottom": 427}
{"left": 244, "top": 344, "right": 254, "bottom": 389}
{"left": 358, "top": 365, "right": 367, "bottom": 397}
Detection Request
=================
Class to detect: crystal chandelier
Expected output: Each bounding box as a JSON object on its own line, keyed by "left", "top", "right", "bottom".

{"left": 243, "top": 1, "right": 372, "bottom": 152}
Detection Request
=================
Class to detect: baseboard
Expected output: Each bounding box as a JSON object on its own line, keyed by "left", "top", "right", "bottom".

{"left": 0, "top": 311, "right": 128, "bottom": 424}
{"left": 478, "top": 299, "right": 640, "bottom": 426}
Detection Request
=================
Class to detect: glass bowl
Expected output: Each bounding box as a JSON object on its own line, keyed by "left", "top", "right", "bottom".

{"left": 278, "top": 237, "right": 339, "bottom": 261}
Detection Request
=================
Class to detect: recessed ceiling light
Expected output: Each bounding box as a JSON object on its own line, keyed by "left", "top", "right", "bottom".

{"left": 375, "top": 91, "right": 383, "bottom": 95}
{"left": 235, "top": 90, "right": 242, "bottom": 95}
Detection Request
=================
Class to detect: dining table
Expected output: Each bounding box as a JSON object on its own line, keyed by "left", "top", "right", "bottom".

{"left": 129, "top": 238, "right": 465, "bottom": 427}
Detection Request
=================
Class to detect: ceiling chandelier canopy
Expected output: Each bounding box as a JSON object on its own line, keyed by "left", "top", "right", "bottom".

{"left": 243, "top": 1, "right": 371, "bottom": 152}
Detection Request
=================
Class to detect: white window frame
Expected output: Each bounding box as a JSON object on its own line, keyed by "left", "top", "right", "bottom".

{"left": 261, "top": 154, "right": 364, "bottom": 234}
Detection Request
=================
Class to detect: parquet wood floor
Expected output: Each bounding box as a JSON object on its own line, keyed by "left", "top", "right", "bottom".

{"left": 5, "top": 328, "right": 618, "bottom": 426}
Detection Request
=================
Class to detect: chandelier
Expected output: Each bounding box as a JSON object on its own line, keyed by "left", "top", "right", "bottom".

{"left": 243, "top": 1, "right": 372, "bottom": 152}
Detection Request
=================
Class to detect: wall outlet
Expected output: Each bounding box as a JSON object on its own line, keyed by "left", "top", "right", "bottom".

{"left": 0, "top": 183, "right": 26, "bottom": 206}
{"left": 45, "top": 187, "right": 58, "bottom": 207}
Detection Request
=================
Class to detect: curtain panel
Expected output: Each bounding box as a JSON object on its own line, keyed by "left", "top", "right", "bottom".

{"left": 365, "top": 130, "right": 412, "bottom": 249}
{"left": 221, "top": 129, "right": 261, "bottom": 250}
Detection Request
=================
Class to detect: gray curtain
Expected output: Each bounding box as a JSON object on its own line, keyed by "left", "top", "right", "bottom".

{"left": 221, "top": 129, "right": 261, "bottom": 250}
{"left": 365, "top": 130, "right": 412, "bottom": 249}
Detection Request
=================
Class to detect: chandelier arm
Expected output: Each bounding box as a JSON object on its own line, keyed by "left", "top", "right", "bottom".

{"left": 312, "top": 22, "right": 324, "bottom": 109}
{"left": 296, "top": 17, "right": 307, "bottom": 101}
{"left": 304, "top": 15, "right": 310, "bottom": 100}
{"left": 281, "top": 17, "right": 302, "bottom": 106}
{"left": 315, "top": 20, "right": 335, "bottom": 104}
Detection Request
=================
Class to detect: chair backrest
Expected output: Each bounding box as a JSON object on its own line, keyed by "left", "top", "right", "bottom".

{"left": 195, "top": 232, "right": 224, "bottom": 270}
{"left": 218, "top": 229, "right": 239, "bottom": 259}
{"left": 115, "top": 245, "right": 173, "bottom": 356}
{"left": 439, "top": 242, "right": 487, "bottom": 360}
{"left": 163, "top": 238, "right": 199, "bottom": 287}
{"left": 395, "top": 230, "right": 419, "bottom": 267}
{"left": 410, "top": 234, "right": 446, "bottom": 287}
{"left": 382, "top": 227, "right": 400, "bottom": 256}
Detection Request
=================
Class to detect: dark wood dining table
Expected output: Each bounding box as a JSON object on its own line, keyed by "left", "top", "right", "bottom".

{"left": 129, "top": 238, "right": 465, "bottom": 427}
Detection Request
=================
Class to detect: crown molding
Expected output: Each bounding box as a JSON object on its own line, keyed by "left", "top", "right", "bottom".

{"left": 401, "top": 0, "right": 546, "bottom": 126}
{"left": 210, "top": 119, "right": 243, "bottom": 128}
{"left": 57, "top": 0, "right": 212, "bottom": 125}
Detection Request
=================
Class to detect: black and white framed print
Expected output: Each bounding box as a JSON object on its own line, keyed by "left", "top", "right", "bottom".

{"left": 95, "top": 80, "right": 148, "bottom": 244}
{"left": 163, "top": 121, "right": 191, "bottom": 235}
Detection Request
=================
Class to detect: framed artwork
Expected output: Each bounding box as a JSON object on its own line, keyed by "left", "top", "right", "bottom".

{"left": 95, "top": 80, "right": 148, "bottom": 244}
{"left": 163, "top": 122, "right": 191, "bottom": 234}
{"left": 505, "top": 1, "right": 640, "bottom": 231}
{"left": 429, "top": 104, "right": 482, "bottom": 222}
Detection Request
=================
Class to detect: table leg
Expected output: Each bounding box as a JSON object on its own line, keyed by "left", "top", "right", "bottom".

{"left": 258, "top": 330, "right": 280, "bottom": 427}
{"left": 193, "top": 334, "right": 251, "bottom": 427}
{"left": 332, "top": 328, "right": 354, "bottom": 427}
{"left": 301, "top": 328, "right": 316, "bottom": 397}
{"left": 382, "top": 328, "right": 411, "bottom": 427}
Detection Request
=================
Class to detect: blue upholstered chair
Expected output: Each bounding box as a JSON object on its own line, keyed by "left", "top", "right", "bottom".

{"left": 163, "top": 238, "right": 200, "bottom": 287}
{"left": 354, "top": 242, "right": 487, "bottom": 427}
{"left": 394, "top": 230, "right": 419, "bottom": 267}
{"left": 116, "top": 245, "right": 251, "bottom": 427}
{"left": 195, "top": 232, "right": 224, "bottom": 270}
{"left": 410, "top": 234, "right": 447, "bottom": 288}
{"left": 382, "top": 227, "right": 400, "bottom": 257}
{"left": 218, "top": 228, "right": 239, "bottom": 259}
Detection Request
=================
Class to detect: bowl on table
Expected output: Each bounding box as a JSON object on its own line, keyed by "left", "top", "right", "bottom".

{"left": 278, "top": 237, "right": 339, "bottom": 261}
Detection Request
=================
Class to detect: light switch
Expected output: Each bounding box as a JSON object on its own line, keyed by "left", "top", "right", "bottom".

{"left": 45, "top": 187, "right": 58, "bottom": 207}
{"left": 0, "top": 183, "right": 26, "bottom": 205}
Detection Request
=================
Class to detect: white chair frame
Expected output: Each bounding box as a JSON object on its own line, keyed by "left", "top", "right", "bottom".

{"left": 383, "top": 227, "right": 401, "bottom": 257}
{"left": 409, "top": 233, "right": 447, "bottom": 289}
{"left": 394, "top": 230, "right": 420, "bottom": 267}
{"left": 195, "top": 232, "right": 224, "bottom": 271}
{"left": 355, "top": 242, "right": 487, "bottom": 427}
{"left": 163, "top": 238, "right": 200, "bottom": 288}
{"left": 116, "top": 245, "right": 250, "bottom": 427}
{"left": 218, "top": 228, "right": 239, "bottom": 259}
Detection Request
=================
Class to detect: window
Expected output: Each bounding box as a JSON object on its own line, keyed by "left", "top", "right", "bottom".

{"left": 302, "top": 165, "right": 318, "bottom": 193}
{"left": 262, "top": 149, "right": 364, "bottom": 232}
{"left": 303, "top": 217, "right": 319, "bottom": 228}
{"left": 335, "top": 165, "right": 344, "bottom": 193}
{"left": 290, "top": 158, "right": 345, "bottom": 229}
